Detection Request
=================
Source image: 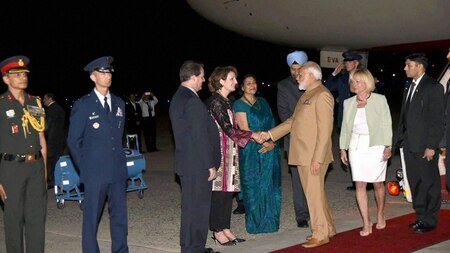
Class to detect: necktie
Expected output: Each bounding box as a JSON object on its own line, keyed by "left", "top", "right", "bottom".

{"left": 406, "top": 81, "right": 416, "bottom": 102}
{"left": 405, "top": 81, "right": 416, "bottom": 113}
{"left": 104, "top": 97, "right": 110, "bottom": 114}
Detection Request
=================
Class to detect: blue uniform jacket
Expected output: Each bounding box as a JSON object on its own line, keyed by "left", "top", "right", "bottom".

{"left": 326, "top": 72, "right": 351, "bottom": 128}
{"left": 67, "top": 89, "right": 127, "bottom": 185}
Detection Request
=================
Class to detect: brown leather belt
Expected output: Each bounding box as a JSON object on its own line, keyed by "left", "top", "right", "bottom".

{"left": 0, "top": 152, "right": 42, "bottom": 163}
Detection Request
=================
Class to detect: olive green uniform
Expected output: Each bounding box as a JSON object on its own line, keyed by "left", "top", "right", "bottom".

{"left": 0, "top": 90, "right": 47, "bottom": 253}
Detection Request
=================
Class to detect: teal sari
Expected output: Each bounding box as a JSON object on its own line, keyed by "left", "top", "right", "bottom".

{"left": 233, "top": 96, "right": 281, "bottom": 234}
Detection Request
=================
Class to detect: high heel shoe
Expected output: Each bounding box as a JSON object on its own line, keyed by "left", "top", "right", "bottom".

{"left": 359, "top": 223, "right": 373, "bottom": 237}
{"left": 223, "top": 229, "right": 246, "bottom": 243}
{"left": 376, "top": 217, "right": 386, "bottom": 230}
{"left": 230, "top": 238, "right": 246, "bottom": 243}
{"left": 211, "top": 232, "right": 236, "bottom": 246}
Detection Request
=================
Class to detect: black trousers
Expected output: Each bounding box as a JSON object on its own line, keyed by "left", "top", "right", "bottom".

{"left": 179, "top": 173, "right": 212, "bottom": 253}
{"left": 142, "top": 116, "right": 157, "bottom": 151}
{"left": 47, "top": 148, "right": 64, "bottom": 187}
{"left": 47, "top": 155, "right": 58, "bottom": 187}
{"left": 210, "top": 191, "right": 233, "bottom": 231}
{"left": 404, "top": 147, "right": 441, "bottom": 227}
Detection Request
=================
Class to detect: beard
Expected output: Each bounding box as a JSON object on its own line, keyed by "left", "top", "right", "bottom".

{"left": 298, "top": 82, "right": 306, "bottom": 91}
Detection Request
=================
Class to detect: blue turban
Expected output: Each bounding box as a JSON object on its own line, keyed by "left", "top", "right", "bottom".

{"left": 287, "top": 50, "right": 308, "bottom": 67}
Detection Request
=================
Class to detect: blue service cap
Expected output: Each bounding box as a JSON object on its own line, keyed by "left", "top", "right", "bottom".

{"left": 287, "top": 50, "right": 308, "bottom": 67}
{"left": 83, "top": 56, "right": 114, "bottom": 73}
{"left": 342, "top": 51, "right": 362, "bottom": 61}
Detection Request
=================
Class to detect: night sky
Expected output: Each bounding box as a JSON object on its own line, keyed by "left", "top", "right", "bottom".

{"left": 0, "top": 1, "right": 448, "bottom": 113}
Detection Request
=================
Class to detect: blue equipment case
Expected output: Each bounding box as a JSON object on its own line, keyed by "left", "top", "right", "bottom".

{"left": 54, "top": 155, "right": 84, "bottom": 210}
{"left": 54, "top": 134, "right": 148, "bottom": 209}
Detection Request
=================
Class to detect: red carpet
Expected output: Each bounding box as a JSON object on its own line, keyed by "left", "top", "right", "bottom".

{"left": 271, "top": 209, "right": 450, "bottom": 253}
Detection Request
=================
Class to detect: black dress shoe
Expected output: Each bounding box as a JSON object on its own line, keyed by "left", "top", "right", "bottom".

{"left": 203, "top": 248, "right": 220, "bottom": 253}
{"left": 233, "top": 206, "right": 245, "bottom": 214}
{"left": 414, "top": 223, "right": 436, "bottom": 233}
{"left": 297, "top": 220, "right": 309, "bottom": 228}
{"left": 409, "top": 220, "right": 422, "bottom": 229}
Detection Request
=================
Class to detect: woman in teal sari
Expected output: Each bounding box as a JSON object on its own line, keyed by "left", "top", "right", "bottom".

{"left": 233, "top": 74, "right": 282, "bottom": 234}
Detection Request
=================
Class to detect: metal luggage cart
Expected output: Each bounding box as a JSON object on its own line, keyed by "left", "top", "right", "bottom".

{"left": 54, "top": 155, "right": 84, "bottom": 210}
{"left": 124, "top": 134, "right": 148, "bottom": 199}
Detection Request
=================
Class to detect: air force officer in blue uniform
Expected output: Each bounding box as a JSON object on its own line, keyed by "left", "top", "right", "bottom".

{"left": 67, "top": 56, "right": 129, "bottom": 253}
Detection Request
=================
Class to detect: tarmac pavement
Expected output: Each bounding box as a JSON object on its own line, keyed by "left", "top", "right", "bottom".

{"left": 1, "top": 112, "right": 449, "bottom": 253}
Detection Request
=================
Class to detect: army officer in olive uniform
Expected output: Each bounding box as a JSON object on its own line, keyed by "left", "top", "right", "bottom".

{"left": 0, "top": 55, "right": 48, "bottom": 253}
{"left": 67, "top": 56, "right": 129, "bottom": 253}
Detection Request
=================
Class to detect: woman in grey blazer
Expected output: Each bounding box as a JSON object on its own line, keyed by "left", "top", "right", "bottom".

{"left": 339, "top": 69, "right": 392, "bottom": 237}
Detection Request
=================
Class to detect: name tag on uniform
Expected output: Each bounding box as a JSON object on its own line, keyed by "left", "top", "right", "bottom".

{"left": 27, "top": 105, "right": 45, "bottom": 117}
{"left": 89, "top": 115, "right": 99, "bottom": 120}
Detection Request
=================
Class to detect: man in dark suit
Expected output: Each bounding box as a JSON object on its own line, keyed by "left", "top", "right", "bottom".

{"left": 169, "top": 60, "right": 221, "bottom": 253}
{"left": 43, "top": 93, "right": 66, "bottom": 189}
{"left": 395, "top": 53, "right": 444, "bottom": 233}
{"left": 277, "top": 50, "right": 310, "bottom": 228}
{"left": 125, "top": 93, "right": 143, "bottom": 152}
{"left": 67, "top": 56, "right": 129, "bottom": 253}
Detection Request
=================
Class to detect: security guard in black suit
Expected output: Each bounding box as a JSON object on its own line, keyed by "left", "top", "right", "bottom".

{"left": 395, "top": 53, "right": 444, "bottom": 233}
{"left": 0, "top": 55, "right": 47, "bottom": 253}
{"left": 67, "top": 56, "right": 129, "bottom": 253}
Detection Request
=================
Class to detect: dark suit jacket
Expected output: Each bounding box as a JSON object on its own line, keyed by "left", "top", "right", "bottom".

{"left": 395, "top": 74, "right": 444, "bottom": 153}
{"left": 45, "top": 101, "right": 66, "bottom": 157}
{"left": 277, "top": 76, "right": 304, "bottom": 153}
{"left": 67, "top": 89, "right": 128, "bottom": 184}
{"left": 169, "top": 86, "right": 220, "bottom": 176}
{"left": 125, "top": 101, "right": 142, "bottom": 134}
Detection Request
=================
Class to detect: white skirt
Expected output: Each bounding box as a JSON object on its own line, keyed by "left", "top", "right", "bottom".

{"left": 348, "top": 133, "right": 387, "bottom": 182}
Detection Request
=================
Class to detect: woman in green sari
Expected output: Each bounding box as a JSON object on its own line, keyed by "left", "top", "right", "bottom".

{"left": 233, "top": 74, "right": 282, "bottom": 234}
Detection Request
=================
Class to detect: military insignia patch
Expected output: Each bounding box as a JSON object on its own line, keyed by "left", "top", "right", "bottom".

{"left": 116, "top": 107, "right": 123, "bottom": 117}
{"left": 6, "top": 109, "right": 15, "bottom": 118}
{"left": 11, "top": 123, "right": 19, "bottom": 134}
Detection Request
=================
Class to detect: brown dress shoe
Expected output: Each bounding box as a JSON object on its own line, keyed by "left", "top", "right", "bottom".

{"left": 302, "top": 238, "right": 329, "bottom": 248}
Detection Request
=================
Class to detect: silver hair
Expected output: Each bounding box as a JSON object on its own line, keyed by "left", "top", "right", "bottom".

{"left": 302, "top": 61, "right": 322, "bottom": 80}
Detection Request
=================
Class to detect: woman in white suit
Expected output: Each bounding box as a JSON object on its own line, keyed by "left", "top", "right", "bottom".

{"left": 339, "top": 69, "right": 393, "bottom": 237}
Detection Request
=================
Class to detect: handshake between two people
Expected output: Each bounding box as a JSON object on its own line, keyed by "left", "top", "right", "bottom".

{"left": 251, "top": 131, "right": 271, "bottom": 144}
{"left": 251, "top": 131, "right": 275, "bottom": 154}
